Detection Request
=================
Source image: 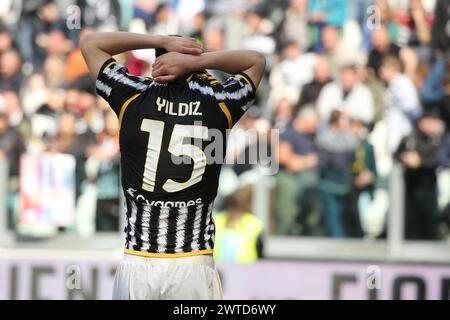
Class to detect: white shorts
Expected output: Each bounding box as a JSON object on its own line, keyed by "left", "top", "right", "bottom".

{"left": 112, "top": 253, "right": 223, "bottom": 300}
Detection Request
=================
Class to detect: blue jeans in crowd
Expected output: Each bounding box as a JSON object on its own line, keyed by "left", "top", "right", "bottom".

{"left": 319, "top": 191, "right": 347, "bottom": 238}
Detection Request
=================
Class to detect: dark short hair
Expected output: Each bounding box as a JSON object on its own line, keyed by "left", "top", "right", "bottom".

{"left": 420, "top": 109, "right": 441, "bottom": 120}
{"left": 155, "top": 35, "right": 182, "bottom": 58}
{"left": 224, "top": 192, "right": 247, "bottom": 211}
{"left": 155, "top": 47, "right": 168, "bottom": 58}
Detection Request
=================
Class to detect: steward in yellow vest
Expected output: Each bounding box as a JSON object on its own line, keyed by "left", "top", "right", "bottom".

{"left": 214, "top": 192, "right": 264, "bottom": 263}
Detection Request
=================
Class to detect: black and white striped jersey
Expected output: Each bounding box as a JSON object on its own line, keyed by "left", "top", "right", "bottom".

{"left": 123, "top": 194, "right": 215, "bottom": 256}
{"left": 95, "top": 58, "right": 255, "bottom": 257}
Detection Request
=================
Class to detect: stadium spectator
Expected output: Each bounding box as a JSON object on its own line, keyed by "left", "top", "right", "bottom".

{"left": 1, "top": 91, "right": 25, "bottom": 130}
{"left": 0, "top": 49, "right": 24, "bottom": 93}
{"left": 0, "top": 0, "right": 22, "bottom": 30}
{"left": 190, "top": 12, "right": 206, "bottom": 42}
{"left": 317, "top": 65, "right": 375, "bottom": 124}
{"left": 361, "top": 0, "right": 400, "bottom": 52}
{"left": 396, "top": 112, "right": 445, "bottom": 240}
{"left": 296, "top": 55, "right": 332, "bottom": 112}
{"left": 49, "top": 112, "right": 87, "bottom": 155}
{"left": 50, "top": 111, "right": 96, "bottom": 196}
{"left": 379, "top": 55, "right": 422, "bottom": 153}
{"left": 349, "top": 119, "right": 378, "bottom": 238}
{"left": 431, "top": 0, "right": 450, "bottom": 54}
{"left": 133, "top": 0, "right": 157, "bottom": 29}
{"left": 17, "top": 0, "right": 75, "bottom": 67}
{"left": 308, "top": 0, "right": 347, "bottom": 29}
{"left": 368, "top": 25, "right": 401, "bottom": 76}
{"left": 241, "top": 10, "right": 276, "bottom": 56}
{"left": 37, "top": 0, "right": 70, "bottom": 36}
{"left": 204, "top": 28, "right": 225, "bottom": 52}
{"left": 43, "top": 55, "right": 66, "bottom": 89}
{"left": 0, "top": 95, "right": 25, "bottom": 227}
{"left": 0, "top": 28, "right": 15, "bottom": 54}
{"left": 281, "top": 0, "right": 310, "bottom": 51}
{"left": 276, "top": 107, "right": 320, "bottom": 236}
{"left": 316, "top": 25, "right": 359, "bottom": 78}
{"left": 85, "top": 110, "right": 120, "bottom": 231}
{"left": 37, "top": 29, "right": 73, "bottom": 58}
{"left": 174, "top": 0, "right": 206, "bottom": 34}
{"left": 77, "top": 0, "right": 121, "bottom": 31}
{"left": 214, "top": 190, "right": 264, "bottom": 263}
{"left": 0, "top": 100, "right": 25, "bottom": 179}
{"left": 206, "top": 0, "right": 252, "bottom": 17}
{"left": 317, "top": 110, "right": 359, "bottom": 238}
{"left": 418, "top": 54, "right": 445, "bottom": 107}
{"left": 64, "top": 28, "right": 93, "bottom": 83}
{"left": 355, "top": 63, "right": 386, "bottom": 122}
{"left": 439, "top": 58, "right": 450, "bottom": 128}
{"left": 269, "top": 41, "right": 315, "bottom": 94}
{"left": 23, "top": 52, "right": 76, "bottom": 137}
{"left": 405, "top": 0, "right": 433, "bottom": 61}
{"left": 273, "top": 97, "right": 295, "bottom": 131}
{"left": 148, "top": 3, "right": 178, "bottom": 36}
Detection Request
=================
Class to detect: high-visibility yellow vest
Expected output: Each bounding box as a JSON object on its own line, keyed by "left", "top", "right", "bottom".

{"left": 214, "top": 211, "right": 263, "bottom": 263}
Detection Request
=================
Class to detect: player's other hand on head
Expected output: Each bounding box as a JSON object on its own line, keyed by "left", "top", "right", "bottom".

{"left": 152, "top": 52, "right": 197, "bottom": 83}
{"left": 162, "top": 36, "right": 204, "bottom": 55}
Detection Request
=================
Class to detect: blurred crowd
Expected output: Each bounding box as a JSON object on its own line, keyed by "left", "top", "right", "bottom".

{"left": 1, "top": 0, "right": 450, "bottom": 244}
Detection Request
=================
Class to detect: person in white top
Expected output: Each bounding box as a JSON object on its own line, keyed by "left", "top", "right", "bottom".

{"left": 379, "top": 55, "right": 422, "bottom": 153}
{"left": 317, "top": 65, "right": 375, "bottom": 124}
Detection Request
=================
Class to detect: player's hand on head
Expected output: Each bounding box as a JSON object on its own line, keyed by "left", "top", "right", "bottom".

{"left": 162, "top": 36, "right": 204, "bottom": 55}
{"left": 152, "top": 52, "right": 196, "bottom": 83}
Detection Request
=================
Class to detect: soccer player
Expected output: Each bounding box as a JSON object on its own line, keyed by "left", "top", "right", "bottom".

{"left": 80, "top": 32, "right": 265, "bottom": 299}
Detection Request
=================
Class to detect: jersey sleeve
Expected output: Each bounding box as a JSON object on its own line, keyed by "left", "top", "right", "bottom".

{"left": 95, "top": 58, "right": 152, "bottom": 116}
{"left": 213, "top": 72, "right": 256, "bottom": 126}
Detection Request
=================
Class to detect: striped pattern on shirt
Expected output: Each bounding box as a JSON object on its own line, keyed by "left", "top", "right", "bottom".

{"left": 123, "top": 194, "right": 215, "bottom": 257}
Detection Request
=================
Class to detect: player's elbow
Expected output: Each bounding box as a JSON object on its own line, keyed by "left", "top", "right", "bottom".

{"left": 79, "top": 33, "right": 97, "bottom": 55}
{"left": 252, "top": 51, "right": 266, "bottom": 69}
{"left": 247, "top": 51, "right": 266, "bottom": 88}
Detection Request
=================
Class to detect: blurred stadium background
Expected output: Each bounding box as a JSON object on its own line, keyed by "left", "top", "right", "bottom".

{"left": 1, "top": 0, "right": 450, "bottom": 300}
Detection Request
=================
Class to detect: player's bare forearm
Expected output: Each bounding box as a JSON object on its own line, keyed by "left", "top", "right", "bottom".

{"left": 152, "top": 50, "right": 266, "bottom": 87}
{"left": 194, "top": 50, "right": 266, "bottom": 84}
{"left": 80, "top": 32, "right": 203, "bottom": 80}
{"left": 201, "top": 50, "right": 266, "bottom": 87}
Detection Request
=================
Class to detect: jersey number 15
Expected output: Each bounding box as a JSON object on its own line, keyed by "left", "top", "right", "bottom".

{"left": 140, "top": 119, "right": 208, "bottom": 193}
